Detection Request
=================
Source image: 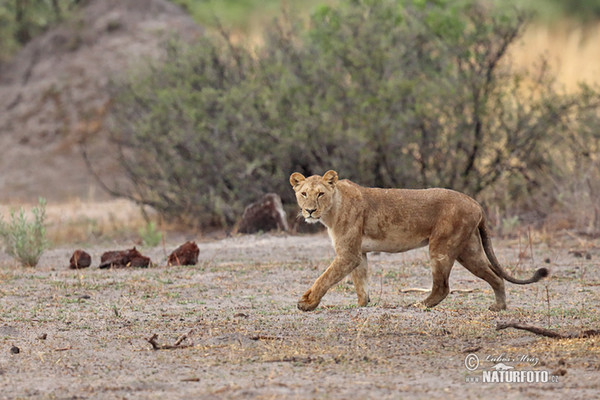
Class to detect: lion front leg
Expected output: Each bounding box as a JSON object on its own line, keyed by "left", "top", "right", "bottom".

{"left": 298, "top": 253, "right": 362, "bottom": 311}
{"left": 351, "top": 253, "right": 370, "bottom": 307}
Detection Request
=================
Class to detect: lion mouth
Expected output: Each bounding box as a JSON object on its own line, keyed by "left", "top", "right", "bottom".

{"left": 305, "top": 216, "right": 320, "bottom": 224}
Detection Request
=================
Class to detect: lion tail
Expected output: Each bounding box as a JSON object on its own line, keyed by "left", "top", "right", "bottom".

{"left": 479, "top": 218, "right": 549, "bottom": 285}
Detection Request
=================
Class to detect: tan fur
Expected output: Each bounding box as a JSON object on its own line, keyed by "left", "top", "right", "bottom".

{"left": 290, "top": 170, "right": 548, "bottom": 312}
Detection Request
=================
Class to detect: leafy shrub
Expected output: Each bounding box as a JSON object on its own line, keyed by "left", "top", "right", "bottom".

{"left": 104, "top": 0, "right": 600, "bottom": 229}
{"left": 106, "top": 36, "right": 275, "bottom": 227}
{"left": 0, "top": 0, "right": 79, "bottom": 62}
{"left": 0, "top": 198, "right": 49, "bottom": 267}
{"left": 138, "top": 221, "right": 163, "bottom": 247}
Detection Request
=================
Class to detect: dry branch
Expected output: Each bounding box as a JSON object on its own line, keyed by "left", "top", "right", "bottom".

{"left": 400, "top": 287, "right": 476, "bottom": 294}
{"left": 147, "top": 330, "right": 194, "bottom": 350}
{"left": 250, "top": 334, "right": 282, "bottom": 341}
{"left": 496, "top": 321, "right": 600, "bottom": 339}
{"left": 400, "top": 288, "right": 430, "bottom": 293}
{"left": 264, "top": 356, "right": 320, "bottom": 364}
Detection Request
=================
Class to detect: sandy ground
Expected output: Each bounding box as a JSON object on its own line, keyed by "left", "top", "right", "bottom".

{"left": 0, "top": 232, "right": 599, "bottom": 399}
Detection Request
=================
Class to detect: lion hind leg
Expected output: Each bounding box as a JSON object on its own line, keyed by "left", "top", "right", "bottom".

{"left": 351, "top": 253, "right": 370, "bottom": 307}
{"left": 421, "top": 251, "right": 454, "bottom": 308}
{"left": 457, "top": 231, "right": 506, "bottom": 311}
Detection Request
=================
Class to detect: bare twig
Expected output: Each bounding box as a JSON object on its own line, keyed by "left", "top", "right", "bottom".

{"left": 376, "top": 272, "right": 384, "bottom": 305}
{"left": 161, "top": 223, "right": 167, "bottom": 260}
{"left": 264, "top": 356, "right": 320, "bottom": 364}
{"left": 496, "top": 321, "right": 600, "bottom": 339}
{"left": 451, "top": 288, "right": 477, "bottom": 294}
{"left": 528, "top": 226, "right": 535, "bottom": 265}
{"left": 249, "top": 334, "right": 283, "bottom": 341}
{"left": 545, "top": 284, "right": 551, "bottom": 326}
{"left": 399, "top": 287, "right": 476, "bottom": 294}
{"left": 147, "top": 330, "right": 194, "bottom": 350}
{"left": 400, "top": 288, "right": 430, "bottom": 293}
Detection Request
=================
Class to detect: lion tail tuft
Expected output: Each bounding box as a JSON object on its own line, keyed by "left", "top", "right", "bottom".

{"left": 479, "top": 217, "right": 549, "bottom": 285}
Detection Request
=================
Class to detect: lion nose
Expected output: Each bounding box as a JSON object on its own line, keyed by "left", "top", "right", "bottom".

{"left": 305, "top": 208, "right": 317, "bottom": 216}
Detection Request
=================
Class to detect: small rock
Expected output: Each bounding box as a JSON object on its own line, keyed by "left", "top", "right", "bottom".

{"left": 462, "top": 346, "right": 482, "bottom": 353}
{"left": 37, "top": 333, "right": 47, "bottom": 340}
{"left": 236, "top": 193, "right": 289, "bottom": 234}
{"left": 569, "top": 250, "right": 590, "bottom": 259}
{"left": 168, "top": 241, "right": 199, "bottom": 266}
{"left": 553, "top": 368, "right": 567, "bottom": 376}
{"left": 10, "top": 345, "right": 20, "bottom": 354}
{"left": 99, "top": 247, "right": 151, "bottom": 269}
{"left": 69, "top": 249, "right": 92, "bottom": 269}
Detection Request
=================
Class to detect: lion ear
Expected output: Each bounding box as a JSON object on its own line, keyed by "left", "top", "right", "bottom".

{"left": 290, "top": 172, "right": 306, "bottom": 188}
{"left": 322, "top": 170, "right": 338, "bottom": 187}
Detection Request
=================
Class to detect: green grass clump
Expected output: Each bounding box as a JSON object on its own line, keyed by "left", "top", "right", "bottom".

{"left": 138, "top": 221, "right": 163, "bottom": 247}
{"left": 0, "top": 197, "right": 49, "bottom": 267}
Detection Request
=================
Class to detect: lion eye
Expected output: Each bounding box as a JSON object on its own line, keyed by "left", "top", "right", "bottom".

{"left": 317, "top": 192, "right": 324, "bottom": 198}
{"left": 301, "top": 192, "right": 307, "bottom": 197}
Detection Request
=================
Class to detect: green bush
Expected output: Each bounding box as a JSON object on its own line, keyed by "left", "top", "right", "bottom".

{"left": 105, "top": 0, "right": 600, "bottom": 229}
{"left": 0, "top": 198, "right": 49, "bottom": 267}
{"left": 107, "top": 36, "right": 273, "bottom": 227}
{"left": 138, "top": 221, "right": 163, "bottom": 247}
{"left": 0, "top": 0, "right": 79, "bottom": 63}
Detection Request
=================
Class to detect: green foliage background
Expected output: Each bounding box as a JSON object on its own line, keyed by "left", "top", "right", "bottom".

{"left": 106, "top": 0, "right": 600, "bottom": 228}
{"left": 0, "top": 0, "right": 79, "bottom": 62}
{"left": 1, "top": 0, "right": 599, "bottom": 229}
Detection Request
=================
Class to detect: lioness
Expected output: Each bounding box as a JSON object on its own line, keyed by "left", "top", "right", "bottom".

{"left": 290, "top": 170, "right": 548, "bottom": 311}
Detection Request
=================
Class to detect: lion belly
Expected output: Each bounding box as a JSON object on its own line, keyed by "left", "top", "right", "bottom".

{"left": 361, "top": 235, "right": 428, "bottom": 253}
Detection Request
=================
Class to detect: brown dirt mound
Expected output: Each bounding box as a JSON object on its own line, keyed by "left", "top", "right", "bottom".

{"left": 0, "top": 0, "right": 202, "bottom": 203}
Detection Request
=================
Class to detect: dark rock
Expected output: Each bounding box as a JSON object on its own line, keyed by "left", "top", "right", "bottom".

{"left": 10, "top": 346, "right": 20, "bottom": 354}
{"left": 99, "top": 247, "right": 151, "bottom": 269}
{"left": 168, "top": 241, "right": 199, "bottom": 266}
{"left": 69, "top": 249, "right": 92, "bottom": 269}
{"left": 236, "top": 193, "right": 289, "bottom": 234}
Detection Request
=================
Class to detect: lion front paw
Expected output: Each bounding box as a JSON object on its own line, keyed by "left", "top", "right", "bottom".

{"left": 297, "top": 290, "right": 320, "bottom": 312}
{"left": 488, "top": 302, "right": 507, "bottom": 312}
{"left": 357, "top": 294, "right": 370, "bottom": 307}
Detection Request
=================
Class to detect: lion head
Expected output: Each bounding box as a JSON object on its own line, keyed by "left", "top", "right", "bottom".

{"left": 289, "top": 170, "right": 338, "bottom": 224}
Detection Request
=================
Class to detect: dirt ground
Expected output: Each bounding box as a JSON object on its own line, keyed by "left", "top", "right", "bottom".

{"left": 0, "top": 231, "right": 599, "bottom": 399}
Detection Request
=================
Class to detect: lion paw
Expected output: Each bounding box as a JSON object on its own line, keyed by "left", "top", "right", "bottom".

{"left": 297, "top": 290, "right": 320, "bottom": 311}
{"left": 488, "top": 303, "right": 507, "bottom": 312}
{"left": 357, "top": 294, "right": 370, "bottom": 307}
{"left": 297, "top": 299, "right": 319, "bottom": 312}
{"left": 405, "top": 301, "right": 429, "bottom": 310}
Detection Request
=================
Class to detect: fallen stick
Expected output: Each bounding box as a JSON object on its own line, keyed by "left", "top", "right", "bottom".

{"left": 174, "top": 330, "right": 193, "bottom": 346}
{"left": 496, "top": 321, "right": 600, "bottom": 339}
{"left": 450, "top": 288, "right": 477, "bottom": 294}
{"left": 147, "top": 329, "right": 194, "bottom": 350}
{"left": 264, "top": 355, "right": 318, "bottom": 364}
{"left": 249, "top": 334, "right": 283, "bottom": 341}
{"left": 400, "top": 288, "right": 476, "bottom": 294}
{"left": 400, "top": 288, "right": 430, "bottom": 293}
